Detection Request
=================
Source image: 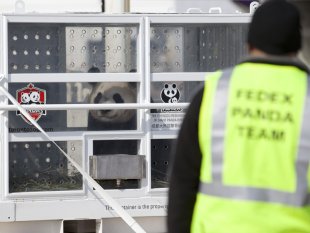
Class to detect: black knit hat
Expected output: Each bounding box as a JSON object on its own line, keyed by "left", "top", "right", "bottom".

{"left": 248, "top": 0, "right": 302, "bottom": 55}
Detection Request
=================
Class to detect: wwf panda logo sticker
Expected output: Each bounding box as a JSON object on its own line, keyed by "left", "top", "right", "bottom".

{"left": 16, "top": 83, "right": 46, "bottom": 124}
{"left": 161, "top": 83, "right": 180, "bottom": 103}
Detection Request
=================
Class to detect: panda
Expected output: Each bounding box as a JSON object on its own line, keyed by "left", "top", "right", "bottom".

{"left": 29, "top": 91, "right": 40, "bottom": 104}
{"left": 161, "top": 83, "right": 180, "bottom": 103}
{"left": 29, "top": 91, "right": 46, "bottom": 114}
{"left": 88, "top": 82, "right": 136, "bottom": 123}
{"left": 87, "top": 67, "right": 137, "bottom": 131}
{"left": 21, "top": 92, "right": 30, "bottom": 104}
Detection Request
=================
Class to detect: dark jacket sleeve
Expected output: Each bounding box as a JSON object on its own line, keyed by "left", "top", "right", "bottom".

{"left": 167, "top": 87, "right": 204, "bottom": 233}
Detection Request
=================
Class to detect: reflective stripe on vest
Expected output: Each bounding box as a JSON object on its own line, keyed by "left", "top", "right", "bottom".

{"left": 199, "top": 69, "right": 310, "bottom": 207}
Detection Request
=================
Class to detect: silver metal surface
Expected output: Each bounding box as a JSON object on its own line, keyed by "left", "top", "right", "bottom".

{"left": 65, "top": 25, "right": 138, "bottom": 73}
{"left": 67, "top": 140, "right": 83, "bottom": 177}
{"left": 150, "top": 26, "right": 184, "bottom": 72}
{"left": 105, "top": 27, "right": 138, "bottom": 73}
{"left": 0, "top": 202, "right": 15, "bottom": 222}
{"left": 66, "top": 26, "right": 104, "bottom": 73}
{"left": 89, "top": 154, "right": 145, "bottom": 180}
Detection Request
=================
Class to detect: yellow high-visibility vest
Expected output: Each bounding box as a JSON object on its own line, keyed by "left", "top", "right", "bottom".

{"left": 192, "top": 62, "right": 310, "bottom": 233}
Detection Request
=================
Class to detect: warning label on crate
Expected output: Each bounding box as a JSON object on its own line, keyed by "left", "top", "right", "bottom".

{"left": 104, "top": 203, "right": 168, "bottom": 212}
{"left": 151, "top": 112, "right": 185, "bottom": 130}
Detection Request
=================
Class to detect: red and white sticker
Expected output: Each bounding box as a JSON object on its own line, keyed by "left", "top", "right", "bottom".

{"left": 16, "top": 83, "right": 46, "bottom": 124}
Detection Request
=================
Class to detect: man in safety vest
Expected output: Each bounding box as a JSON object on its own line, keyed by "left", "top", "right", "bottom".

{"left": 168, "top": 0, "right": 310, "bottom": 232}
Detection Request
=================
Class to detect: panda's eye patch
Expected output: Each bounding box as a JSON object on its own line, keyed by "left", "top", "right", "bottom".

{"left": 94, "top": 93, "right": 103, "bottom": 103}
{"left": 100, "top": 110, "right": 111, "bottom": 114}
{"left": 167, "top": 90, "right": 170, "bottom": 95}
{"left": 113, "top": 93, "right": 124, "bottom": 103}
{"left": 171, "top": 90, "right": 175, "bottom": 95}
{"left": 172, "top": 84, "right": 176, "bottom": 88}
{"left": 165, "top": 84, "right": 169, "bottom": 88}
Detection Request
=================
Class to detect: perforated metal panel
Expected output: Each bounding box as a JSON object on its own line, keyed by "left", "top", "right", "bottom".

{"left": 66, "top": 26, "right": 104, "bottom": 73}
{"left": 150, "top": 26, "right": 184, "bottom": 72}
{"left": 9, "top": 141, "right": 82, "bottom": 193}
{"left": 8, "top": 23, "right": 63, "bottom": 73}
{"left": 65, "top": 25, "right": 138, "bottom": 73}
{"left": 8, "top": 23, "right": 138, "bottom": 74}
{"left": 151, "top": 139, "right": 175, "bottom": 188}
{"left": 104, "top": 27, "right": 138, "bottom": 73}
{"left": 199, "top": 24, "right": 248, "bottom": 71}
{"left": 150, "top": 24, "right": 248, "bottom": 72}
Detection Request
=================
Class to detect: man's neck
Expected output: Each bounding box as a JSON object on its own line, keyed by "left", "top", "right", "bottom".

{"left": 249, "top": 48, "right": 297, "bottom": 58}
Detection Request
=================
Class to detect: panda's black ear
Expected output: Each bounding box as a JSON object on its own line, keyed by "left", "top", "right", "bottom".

{"left": 88, "top": 67, "right": 100, "bottom": 73}
{"left": 172, "top": 83, "right": 176, "bottom": 88}
{"left": 88, "top": 66, "right": 101, "bottom": 86}
{"left": 164, "top": 84, "right": 169, "bottom": 88}
{"left": 128, "top": 82, "right": 137, "bottom": 89}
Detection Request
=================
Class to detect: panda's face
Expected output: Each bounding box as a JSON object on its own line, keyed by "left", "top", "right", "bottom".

{"left": 21, "top": 92, "right": 30, "bottom": 103}
{"left": 30, "top": 91, "right": 40, "bottom": 103}
{"left": 163, "top": 83, "right": 178, "bottom": 98}
{"left": 89, "top": 83, "right": 137, "bottom": 123}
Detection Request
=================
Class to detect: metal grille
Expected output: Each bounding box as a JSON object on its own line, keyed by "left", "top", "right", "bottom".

{"left": 8, "top": 23, "right": 138, "bottom": 74}
{"left": 9, "top": 141, "right": 82, "bottom": 192}
{"left": 150, "top": 26, "right": 184, "bottom": 72}
{"left": 151, "top": 139, "right": 175, "bottom": 188}
{"left": 150, "top": 24, "right": 248, "bottom": 72}
{"left": 199, "top": 23, "right": 248, "bottom": 71}
{"left": 8, "top": 23, "right": 63, "bottom": 73}
{"left": 103, "top": 26, "right": 138, "bottom": 73}
{"left": 66, "top": 26, "right": 104, "bottom": 73}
